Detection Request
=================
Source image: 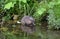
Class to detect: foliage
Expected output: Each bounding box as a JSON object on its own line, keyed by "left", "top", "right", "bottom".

{"left": 4, "top": 2, "right": 16, "bottom": 9}
{"left": 47, "top": 0, "right": 60, "bottom": 29}
{"left": 0, "top": 0, "right": 43, "bottom": 39}
{"left": 33, "top": 1, "right": 48, "bottom": 19}
{"left": 0, "top": 0, "right": 60, "bottom": 39}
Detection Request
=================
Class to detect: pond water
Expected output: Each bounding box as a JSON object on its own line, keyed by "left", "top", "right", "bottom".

{"left": 0, "top": 21, "right": 60, "bottom": 39}
{"left": 47, "top": 30, "right": 60, "bottom": 39}
{"left": 40, "top": 29, "right": 60, "bottom": 39}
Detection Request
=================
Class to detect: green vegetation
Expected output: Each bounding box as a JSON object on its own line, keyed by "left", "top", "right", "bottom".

{"left": 0, "top": 0, "right": 60, "bottom": 39}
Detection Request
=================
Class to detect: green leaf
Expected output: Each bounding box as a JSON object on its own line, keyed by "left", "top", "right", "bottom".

{"left": 4, "top": 2, "right": 16, "bottom": 9}
{"left": 33, "top": 1, "right": 48, "bottom": 19}
{"left": 19, "top": 0, "right": 27, "bottom": 3}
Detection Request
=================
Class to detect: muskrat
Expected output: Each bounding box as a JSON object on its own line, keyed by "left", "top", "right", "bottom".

{"left": 21, "top": 16, "right": 35, "bottom": 27}
{"left": 20, "top": 16, "right": 35, "bottom": 34}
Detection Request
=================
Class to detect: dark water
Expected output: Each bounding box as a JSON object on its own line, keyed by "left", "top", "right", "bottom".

{"left": 38, "top": 27, "right": 60, "bottom": 39}
{"left": 47, "top": 30, "right": 60, "bottom": 39}
{"left": 0, "top": 22, "right": 60, "bottom": 39}
{"left": 40, "top": 30, "right": 60, "bottom": 39}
